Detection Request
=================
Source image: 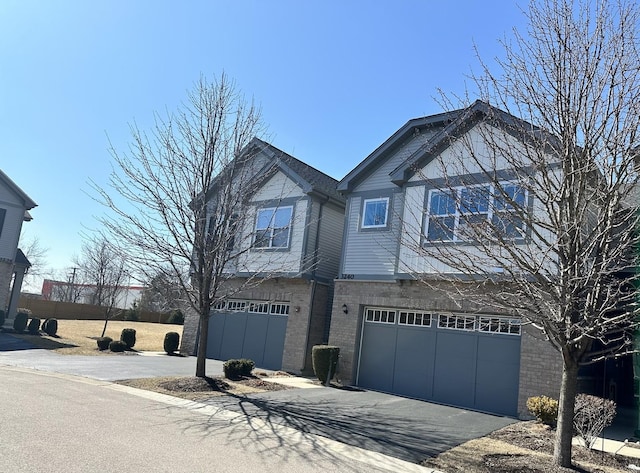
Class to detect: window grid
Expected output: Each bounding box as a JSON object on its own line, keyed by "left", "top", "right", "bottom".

{"left": 248, "top": 302, "right": 269, "bottom": 314}
{"left": 398, "top": 311, "right": 432, "bottom": 327}
{"left": 478, "top": 316, "right": 521, "bottom": 335}
{"left": 213, "top": 299, "right": 290, "bottom": 315}
{"left": 255, "top": 206, "right": 293, "bottom": 249}
{"left": 426, "top": 182, "right": 526, "bottom": 242}
{"left": 365, "top": 308, "right": 396, "bottom": 324}
{"left": 227, "top": 300, "right": 247, "bottom": 312}
{"left": 437, "top": 313, "right": 476, "bottom": 331}
{"left": 270, "top": 303, "right": 290, "bottom": 315}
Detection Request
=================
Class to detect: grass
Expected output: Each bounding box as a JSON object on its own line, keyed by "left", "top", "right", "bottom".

{"left": 12, "top": 319, "right": 184, "bottom": 355}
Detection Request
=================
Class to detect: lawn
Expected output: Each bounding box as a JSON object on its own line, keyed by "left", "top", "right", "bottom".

{"left": 12, "top": 319, "right": 183, "bottom": 355}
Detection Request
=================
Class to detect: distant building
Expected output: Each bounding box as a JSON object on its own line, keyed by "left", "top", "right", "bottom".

{"left": 41, "top": 279, "right": 144, "bottom": 310}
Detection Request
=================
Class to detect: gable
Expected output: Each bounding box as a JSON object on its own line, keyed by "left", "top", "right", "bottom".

{"left": 252, "top": 170, "right": 305, "bottom": 202}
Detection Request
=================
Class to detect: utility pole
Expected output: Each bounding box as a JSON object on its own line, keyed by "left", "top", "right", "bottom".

{"left": 67, "top": 267, "right": 78, "bottom": 302}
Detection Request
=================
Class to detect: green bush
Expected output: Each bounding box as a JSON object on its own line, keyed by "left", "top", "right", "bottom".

{"left": 223, "top": 358, "right": 255, "bottom": 379}
{"left": 312, "top": 345, "right": 340, "bottom": 384}
{"left": 527, "top": 395, "right": 559, "bottom": 426}
{"left": 573, "top": 394, "right": 617, "bottom": 449}
{"left": 13, "top": 312, "right": 28, "bottom": 333}
{"left": 42, "top": 318, "right": 58, "bottom": 336}
{"left": 163, "top": 332, "right": 180, "bottom": 354}
{"left": 97, "top": 336, "right": 113, "bottom": 350}
{"left": 109, "top": 340, "right": 127, "bottom": 352}
{"left": 0, "top": 309, "right": 5, "bottom": 327}
{"left": 123, "top": 302, "right": 140, "bottom": 322}
{"left": 167, "top": 310, "right": 184, "bottom": 325}
{"left": 27, "top": 318, "right": 40, "bottom": 335}
{"left": 120, "top": 328, "right": 136, "bottom": 349}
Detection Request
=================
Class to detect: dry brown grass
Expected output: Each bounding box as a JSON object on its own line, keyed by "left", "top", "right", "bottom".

{"left": 12, "top": 320, "right": 183, "bottom": 355}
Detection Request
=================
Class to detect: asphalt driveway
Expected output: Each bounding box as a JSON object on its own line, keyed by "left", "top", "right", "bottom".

{"left": 0, "top": 332, "right": 515, "bottom": 464}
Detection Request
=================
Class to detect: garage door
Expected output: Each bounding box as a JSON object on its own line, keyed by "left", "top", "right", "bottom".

{"left": 206, "top": 300, "right": 289, "bottom": 370}
{"left": 357, "top": 308, "right": 521, "bottom": 416}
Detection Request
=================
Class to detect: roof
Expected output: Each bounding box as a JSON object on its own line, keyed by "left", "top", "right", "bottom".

{"left": 338, "top": 100, "right": 544, "bottom": 192}
{"left": 0, "top": 169, "right": 37, "bottom": 210}
{"left": 14, "top": 248, "right": 31, "bottom": 268}
{"left": 248, "top": 138, "right": 345, "bottom": 206}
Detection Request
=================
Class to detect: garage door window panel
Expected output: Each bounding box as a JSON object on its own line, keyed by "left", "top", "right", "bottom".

{"left": 365, "top": 308, "right": 396, "bottom": 324}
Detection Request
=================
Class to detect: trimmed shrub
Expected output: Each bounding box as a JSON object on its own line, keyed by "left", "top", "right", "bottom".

{"left": 167, "top": 310, "right": 184, "bottom": 325}
{"left": 28, "top": 318, "right": 41, "bottom": 335}
{"left": 109, "top": 340, "right": 128, "bottom": 352}
{"left": 0, "top": 309, "right": 5, "bottom": 327}
{"left": 223, "top": 358, "right": 255, "bottom": 379}
{"left": 312, "top": 345, "right": 340, "bottom": 384}
{"left": 527, "top": 395, "right": 559, "bottom": 426}
{"left": 573, "top": 394, "right": 617, "bottom": 449}
{"left": 13, "top": 312, "right": 28, "bottom": 333}
{"left": 42, "top": 318, "right": 58, "bottom": 336}
{"left": 120, "top": 328, "right": 136, "bottom": 349}
{"left": 163, "top": 332, "right": 180, "bottom": 355}
{"left": 97, "top": 336, "right": 113, "bottom": 351}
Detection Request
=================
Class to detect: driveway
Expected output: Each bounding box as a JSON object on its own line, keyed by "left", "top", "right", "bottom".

{"left": 0, "top": 332, "right": 516, "bottom": 464}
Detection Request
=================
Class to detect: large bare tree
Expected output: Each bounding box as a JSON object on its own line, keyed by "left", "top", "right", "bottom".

{"left": 399, "top": 0, "right": 640, "bottom": 467}
{"left": 74, "top": 237, "right": 128, "bottom": 337}
{"left": 93, "top": 74, "right": 294, "bottom": 377}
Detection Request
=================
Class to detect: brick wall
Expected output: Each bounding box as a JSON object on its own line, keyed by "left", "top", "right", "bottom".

{"left": 0, "top": 261, "right": 11, "bottom": 314}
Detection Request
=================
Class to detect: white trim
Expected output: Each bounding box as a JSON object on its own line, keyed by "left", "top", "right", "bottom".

{"left": 361, "top": 197, "right": 389, "bottom": 228}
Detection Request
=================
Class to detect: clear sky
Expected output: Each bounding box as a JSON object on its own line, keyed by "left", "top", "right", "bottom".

{"left": 0, "top": 0, "right": 527, "bottom": 291}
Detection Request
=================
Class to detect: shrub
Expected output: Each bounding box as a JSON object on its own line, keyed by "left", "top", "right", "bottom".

{"left": 163, "top": 332, "right": 180, "bottom": 355}
{"left": 42, "top": 318, "right": 58, "bottom": 336}
{"left": 312, "top": 345, "right": 340, "bottom": 384}
{"left": 223, "top": 358, "right": 255, "bottom": 379}
{"left": 0, "top": 309, "right": 5, "bottom": 327}
{"left": 97, "top": 336, "right": 113, "bottom": 351}
{"left": 120, "top": 328, "right": 137, "bottom": 349}
{"left": 527, "top": 395, "right": 559, "bottom": 426}
{"left": 13, "top": 312, "right": 28, "bottom": 333}
{"left": 167, "top": 310, "right": 184, "bottom": 325}
{"left": 109, "top": 340, "right": 128, "bottom": 352}
{"left": 573, "top": 394, "right": 617, "bottom": 449}
{"left": 123, "top": 302, "right": 140, "bottom": 322}
{"left": 27, "top": 318, "right": 40, "bottom": 335}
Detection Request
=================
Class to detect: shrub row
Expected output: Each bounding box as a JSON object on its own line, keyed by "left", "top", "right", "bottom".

{"left": 96, "top": 328, "right": 137, "bottom": 352}
{"left": 527, "top": 394, "right": 617, "bottom": 449}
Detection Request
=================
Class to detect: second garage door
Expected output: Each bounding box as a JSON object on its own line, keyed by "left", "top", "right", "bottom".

{"left": 357, "top": 307, "right": 521, "bottom": 416}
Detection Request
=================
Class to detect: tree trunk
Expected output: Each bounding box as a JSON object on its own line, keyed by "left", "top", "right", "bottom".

{"left": 101, "top": 313, "right": 108, "bottom": 338}
{"left": 195, "top": 312, "right": 209, "bottom": 378}
{"left": 553, "top": 356, "right": 579, "bottom": 467}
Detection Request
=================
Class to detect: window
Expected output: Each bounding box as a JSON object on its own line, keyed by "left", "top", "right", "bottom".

{"left": 365, "top": 307, "right": 396, "bottom": 324}
{"left": 248, "top": 302, "right": 269, "bottom": 314}
{"left": 269, "top": 303, "right": 290, "bottom": 315}
{"left": 362, "top": 198, "right": 389, "bottom": 228}
{"left": 478, "top": 316, "right": 521, "bottom": 335}
{"left": 398, "top": 310, "right": 431, "bottom": 327}
{"left": 426, "top": 182, "right": 526, "bottom": 242}
{"left": 255, "top": 206, "right": 293, "bottom": 248}
{"left": 438, "top": 313, "right": 476, "bottom": 331}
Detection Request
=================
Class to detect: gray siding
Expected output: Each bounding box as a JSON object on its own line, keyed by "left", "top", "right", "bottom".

{"left": 353, "top": 132, "right": 435, "bottom": 193}
{"left": 315, "top": 203, "right": 345, "bottom": 280}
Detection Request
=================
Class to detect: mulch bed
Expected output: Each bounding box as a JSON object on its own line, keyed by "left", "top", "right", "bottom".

{"left": 158, "top": 375, "right": 290, "bottom": 394}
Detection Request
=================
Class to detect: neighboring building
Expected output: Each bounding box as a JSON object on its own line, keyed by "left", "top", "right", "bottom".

{"left": 0, "top": 170, "right": 36, "bottom": 323}
{"left": 41, "top": 279, "right": 144, "bottom": 310}
{"left": 328, "top": 101, "right": 563, "bottom": 418}
{"left": 181, "top": 138, "right": 346, "bottom": 373}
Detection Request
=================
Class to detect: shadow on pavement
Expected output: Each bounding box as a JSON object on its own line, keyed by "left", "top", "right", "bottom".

{"left": 0, "top": 332, "right": 77, "bottom": 351}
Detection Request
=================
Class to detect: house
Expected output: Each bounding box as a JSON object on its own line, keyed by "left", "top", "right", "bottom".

{"left": 0, "top": 170, "right": 37, "bottom": 323}
{"left": 181, "top": 138, "right": 345, "bottom": 373}
{"left": 327, "top": 101, "right": 567, "bottom": 418}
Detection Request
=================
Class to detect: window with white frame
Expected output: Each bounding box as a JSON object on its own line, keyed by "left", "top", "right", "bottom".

{"left": 426, "top": 182, "right": 526, "bottom": 242}
{"left": 361, "top": 197, "right": 389, "bottom": 228}
{"left": 269, "top": 303, "right": 290, "bottom": 315}
{"left": 398, "top": 310, "right": 431, "bottom": 327}
{"left": 255, "top": 206, "right": 293, "bottom": 248}
{"left": 365, "top": 307, "right": 396, "bottom": 324}
{"left": 438, "top": 313, "right": 476, "bottom": 331}
{"left": 478, "top": 316, "right": 521, "bottom": 335}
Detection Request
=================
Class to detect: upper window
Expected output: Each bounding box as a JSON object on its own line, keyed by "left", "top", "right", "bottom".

{"left": 255, "top": 206, "right": 293, "bottom": 248}
{"left": 362, "top": 198, "right": 389, "bottom": 229}
{"left": 426, "top": 183, "right": 526, "bottom": 242}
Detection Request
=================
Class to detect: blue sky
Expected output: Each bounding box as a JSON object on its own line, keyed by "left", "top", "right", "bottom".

{"left": 0, "top": 0, "right": 527, "bottom": 291}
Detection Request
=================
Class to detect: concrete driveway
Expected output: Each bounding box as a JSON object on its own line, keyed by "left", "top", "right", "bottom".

{"left": 0, "top": 332, "right": 516, "bottom": 464}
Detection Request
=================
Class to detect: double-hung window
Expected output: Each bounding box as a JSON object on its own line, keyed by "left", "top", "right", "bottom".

{"left": 255, "top": 206, "right": 293, "bottom": 248}
{"left": 426, "top": 182, "right": 526, "bottom": 242}
{"left": 362, "top": 197, "right": 389, "bottom": 229}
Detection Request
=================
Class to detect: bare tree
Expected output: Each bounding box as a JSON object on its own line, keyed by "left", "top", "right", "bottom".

{"left": 93, "top": 74, "right": 296, "bottom": 377}
{"left": 74, "top": 237, "right": 128, "bottom": 337}
{"left": 18, "top": 232, "right": 49, "bottom": 291}
{"left": 399, "top": 0, "right": 640, "bottom": 466}
{"left": 138, "top": 270, "right": 187, "bottom": 314}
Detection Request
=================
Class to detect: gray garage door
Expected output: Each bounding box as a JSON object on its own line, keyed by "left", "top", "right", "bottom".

{"left": 206, "top": 300, "right": 289, "bottom": 370}
{"left": 357, "top": 308, "right": 521, "bottom": 416}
